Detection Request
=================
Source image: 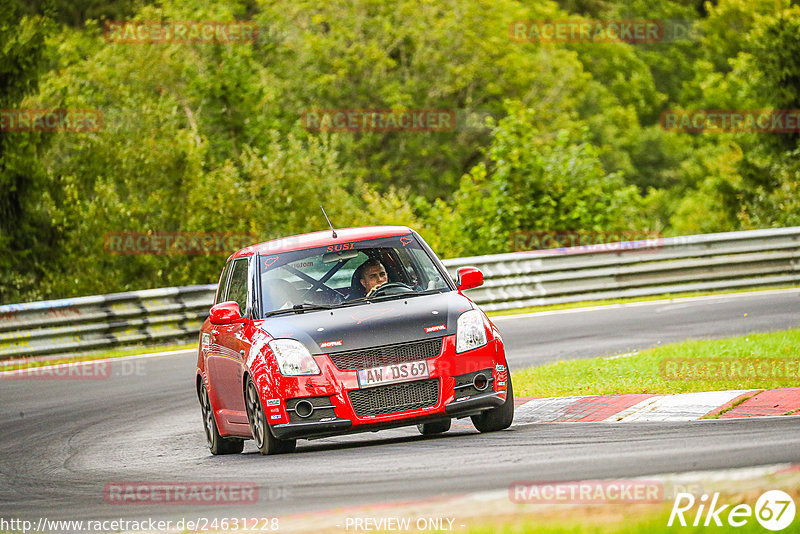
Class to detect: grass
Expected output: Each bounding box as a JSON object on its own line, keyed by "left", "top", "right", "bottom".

{"left": 0, "top": 342, "right": 195, "bottom": 373}
{"left": 450, "top": 474, "right": 800, "bottom": 534}
{"left": 485, "top": 285, "right": 796, "bottom": 317}
{"left": 455, "top": 494, "right": 799, "bottom": 534}
{"left": 512, "top": 328, "right": 800, "bottom": 397}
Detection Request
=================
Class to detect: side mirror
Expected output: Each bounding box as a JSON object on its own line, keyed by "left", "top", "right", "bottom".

{"left": 209, "top": 301, "right": 245, "bottom": 325}
{"left": 456, "top": 267, "right": 484, "bottom": 291}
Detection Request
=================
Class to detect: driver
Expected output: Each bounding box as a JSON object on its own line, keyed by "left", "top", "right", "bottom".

{"left": 359, "top": 258, "right": 388, "bottom": 297}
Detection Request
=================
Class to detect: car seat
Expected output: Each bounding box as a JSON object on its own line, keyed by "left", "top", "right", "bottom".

{"left": 348, "top": 263, "right": 368, "bottom": 299}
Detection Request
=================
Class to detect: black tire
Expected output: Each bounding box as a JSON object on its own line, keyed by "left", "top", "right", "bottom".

{"left": 471, "top": 373, "right": 515, "bottom": 433}
{"left": 245, "top": 376, "right": 297, "bottom": 455}
{"left": 417, "top": 419, "right": 452, "bottom": 435}
{"left": 200, "top": 383, "right": 244, "bottom": 455}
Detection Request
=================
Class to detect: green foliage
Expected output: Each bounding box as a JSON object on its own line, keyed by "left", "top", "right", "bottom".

{"left": 698, "top": 0, "right": 789, "bottom": 75}
{"left": 0, "top": 4, "right": 58, "bottom": 302}
{"left": 666, "top": 5, "right": 800, "bottom": 234}
{"left": 606, "top": 0, "right": 703, "bottom": 107}
{"left": 252, "top": 0, "right": 576, "bottom": 199}
{"left": 12, "top": 0, "right": 147, "bottom": 27}
{"left": 433, "top": 104, "right": 647, "bottom": 257}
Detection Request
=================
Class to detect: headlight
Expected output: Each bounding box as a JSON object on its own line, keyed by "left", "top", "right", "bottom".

{"left": 268, "top": 339, "right": 321, "bottom": 376}
{"left": 456, "top": 310, "right": 488, "bottom": 353}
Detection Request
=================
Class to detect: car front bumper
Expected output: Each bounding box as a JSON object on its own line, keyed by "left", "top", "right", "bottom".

{"left": 266, "top": 335, "right": 509, "bottom": 440}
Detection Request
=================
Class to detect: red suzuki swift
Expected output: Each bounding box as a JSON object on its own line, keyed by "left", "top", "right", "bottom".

{"left": 196, "top": 226, "right": 513, "bottom": 455}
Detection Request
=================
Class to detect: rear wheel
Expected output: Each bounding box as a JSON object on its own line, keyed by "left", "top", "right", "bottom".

{"left": 245, "top": 377, "right": 296, "bottom": 455}
{"left": 417, "top": 419, "right": 452, "bottom": 435}
{"left": 200, "top": 383, "right": 244, "bottom": 455}
{"left": 471, "top": 373, "right": 514, "bottom": 433}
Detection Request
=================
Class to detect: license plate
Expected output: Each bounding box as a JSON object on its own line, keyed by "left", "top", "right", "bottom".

{"left": 357, "top": 360, "right": 429, "bottom": 388}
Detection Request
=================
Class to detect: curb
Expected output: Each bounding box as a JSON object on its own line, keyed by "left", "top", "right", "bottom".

{"left": 512, "top": 387, "right": 800, "bottom": 424}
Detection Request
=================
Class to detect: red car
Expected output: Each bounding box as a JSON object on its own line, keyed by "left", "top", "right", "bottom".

{"left": 196, "top": 226, "right": 513, "bottom": 455}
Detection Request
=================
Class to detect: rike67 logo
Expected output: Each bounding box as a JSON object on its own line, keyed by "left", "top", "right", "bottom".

{"left": 669, "top": 490, "right": 796, "bottom": 531}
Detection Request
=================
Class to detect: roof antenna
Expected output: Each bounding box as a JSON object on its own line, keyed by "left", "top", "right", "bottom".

{"left": 320, "top": 205, "right": 337, "bottom": 238}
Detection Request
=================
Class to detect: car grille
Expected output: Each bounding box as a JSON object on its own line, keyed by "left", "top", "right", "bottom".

{"left": 328, "top": 338, "right": 444, "bottom": 371}
{"left": 348, "top": 379, "right": 440, "bottom": 417}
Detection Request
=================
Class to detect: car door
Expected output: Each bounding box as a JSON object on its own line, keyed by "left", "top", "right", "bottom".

{"left": 208, "top": 256, "right": 252, "bottom": 425}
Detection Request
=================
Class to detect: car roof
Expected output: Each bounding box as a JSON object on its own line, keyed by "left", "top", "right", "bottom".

{"left": 229, "top": 226, "right": 414, "bottom": 259}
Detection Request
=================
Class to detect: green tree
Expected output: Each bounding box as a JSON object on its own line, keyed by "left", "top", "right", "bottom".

{"left": 253, "top": 0, "right": 615, "bottom": 200}
{"left": 432, "top": 104, "right": 647, "bottom": 257}
{"left": 0, "top": 4, "right": 56, "bottom": 303}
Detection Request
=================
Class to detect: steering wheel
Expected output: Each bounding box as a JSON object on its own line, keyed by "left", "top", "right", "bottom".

{"left": 366, "top": 282, "right": 414, "bottom": 298}
{"left": 300, "top": 285, "right": 345, "bottom": 305}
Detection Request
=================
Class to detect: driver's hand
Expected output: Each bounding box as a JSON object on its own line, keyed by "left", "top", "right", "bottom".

{"left": 365, "top": 282, "right": 385, "bottom": 298}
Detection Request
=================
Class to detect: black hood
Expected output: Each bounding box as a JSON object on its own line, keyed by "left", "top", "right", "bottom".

{"left": 261, "top": 291, "right": 474, "bottom": 354}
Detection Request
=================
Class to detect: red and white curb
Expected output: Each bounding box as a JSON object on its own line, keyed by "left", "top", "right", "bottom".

{"left": 512, "top": 387, "right": 800, "bottom": 424}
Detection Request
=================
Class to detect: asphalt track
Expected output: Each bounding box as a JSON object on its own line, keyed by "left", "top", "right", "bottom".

{"left": 1, "top": 289, "right": 799, "bottom": 526}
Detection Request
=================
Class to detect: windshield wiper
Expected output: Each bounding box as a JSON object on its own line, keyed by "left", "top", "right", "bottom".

{"left": 264, "top": 303, "right": 335, "bottom": 317}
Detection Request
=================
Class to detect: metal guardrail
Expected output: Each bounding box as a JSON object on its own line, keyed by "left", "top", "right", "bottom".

{"left": 1, "top": 227, "right": 799, "bottom": 360}
{"left": 0, "top": 286, "right": 215, "bottom": 360}
{"left": 442, "top": 226, "right": 800, "bottom": 311}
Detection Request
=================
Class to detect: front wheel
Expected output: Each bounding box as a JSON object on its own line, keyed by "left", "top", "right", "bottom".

{"left": 200, "top": 383, "right": 244, "bottom": 455}
{"left": 245, "top": 377, "right": 296, "bottom": 455}
{"left": 471, "top": 373, "right": 514, "bottom": 433}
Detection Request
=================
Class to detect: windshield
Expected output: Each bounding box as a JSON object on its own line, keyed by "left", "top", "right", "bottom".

{"left": 258, "top": 234, "right": 451, "bottom": 316}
